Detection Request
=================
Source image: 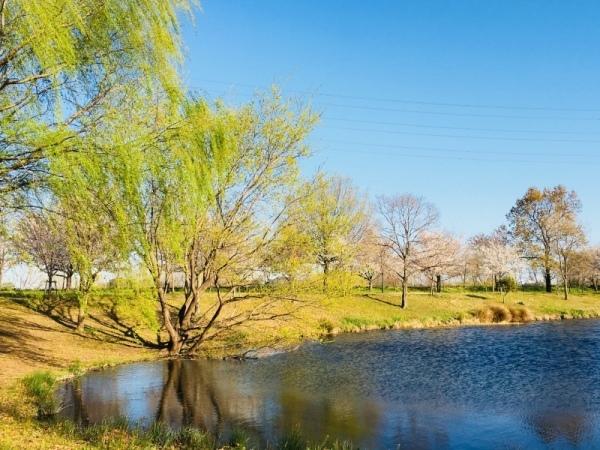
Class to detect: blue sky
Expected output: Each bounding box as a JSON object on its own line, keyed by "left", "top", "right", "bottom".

{"left": 180, "top": 1, "right": 600, "bottom": 242}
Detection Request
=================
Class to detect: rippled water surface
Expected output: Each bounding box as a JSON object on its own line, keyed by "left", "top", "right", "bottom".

{"left": 59, "top": 320, "right": 600, "bottom": 449}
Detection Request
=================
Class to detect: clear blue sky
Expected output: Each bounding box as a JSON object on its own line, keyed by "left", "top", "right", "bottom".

{"left": 180, "top": 0, "right": 600, "bottom": 242}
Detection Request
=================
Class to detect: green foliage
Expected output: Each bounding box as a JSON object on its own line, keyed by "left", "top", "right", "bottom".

{"left": 1, "top": 0, "right": 194, "bottom": 192}
{"left": 324, "top": 271, "right": 361, "bottom": 297}
{"left": 22, "top": 371, "right": 58, "bottom": 418}
{"left": 318, "top": 318, "right": 334, "bottom": 335}
{"left": 497, "top": 275, "right": 518, "bottom": 293}
{"left": 284, "top": 176, "right": 368, "bottom": 285}
{"left": 111, "top": 291, "right": 160, "bottom": 332}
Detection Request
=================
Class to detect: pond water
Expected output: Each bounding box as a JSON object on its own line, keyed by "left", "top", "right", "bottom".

{"left": 58, "top": 320, "right": 600, "bottom": 449}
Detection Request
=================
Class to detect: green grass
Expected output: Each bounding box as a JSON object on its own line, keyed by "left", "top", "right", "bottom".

{"left": 21, "top": 372, "right": 58, "bottom": 419}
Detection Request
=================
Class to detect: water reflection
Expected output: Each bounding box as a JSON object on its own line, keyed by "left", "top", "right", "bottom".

{"left": 59, "top": 320, "right": 600, "bottom": 449}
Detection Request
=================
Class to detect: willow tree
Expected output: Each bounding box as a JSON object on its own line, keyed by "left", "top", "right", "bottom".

{"left": 290, "top": 176, "right": 368, "bottom": 291}
{"left": 0, "top": 0, "right": 192, "bottom": 194}
{"left": 179, "top": 94, "right": 317, "bottom": 354}
{"left": 53, "top": 95, "right": 203, "bottom": 351}
{"left": 48, "top": 150, "right": 124, "bottom": 330}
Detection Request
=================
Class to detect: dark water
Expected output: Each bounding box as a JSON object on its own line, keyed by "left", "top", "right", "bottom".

{"left": 58, "top": 320, "right": 600, "bottom": 449}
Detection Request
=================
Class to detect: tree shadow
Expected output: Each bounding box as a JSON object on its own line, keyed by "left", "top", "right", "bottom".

{"left": 0, "top": 312, "right": 68, "bottom": 368}
{"left": 466, "top": 294, "right": 488, "bottom": 300}
{"left": 2, "top": 293, "right": 160, "bottom": 351}
{"left": 363, "top": 294, "right": 402, "bottom": 308}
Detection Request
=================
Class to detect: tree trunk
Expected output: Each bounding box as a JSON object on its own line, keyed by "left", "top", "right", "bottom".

{"left": 323, "top": 262, "right": 329, "bottom": 292}
{"left": 157, "top": 284, "right": 182, "bottom": 355}
{"left": 436, "top": 274, "right": 442, "bottom": 293}
{"left": 562, "top": 257, "right": 569, "bottom": 300}
{"left": 76, "top": 301, "right": 86, "bottom": 332}
{"left": 545, "top": 266, "right": 552, "bottom": 293}
{"left": 401, "top": 282, "right": 407, "bottom": 308}
{"left": 368, "top": 278, "right": 373, "bottom": 292}
{"left": 65, "top": 273, "right": 73, "bottom": 290}
{"left": 46, "top": 273, "right": 54, "bottom": 293}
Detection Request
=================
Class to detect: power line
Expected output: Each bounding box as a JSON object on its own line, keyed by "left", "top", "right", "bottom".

{"left": 192, "top": 79, "right": 600, "bottom": 113}
{"left": 317, "top": 146, "right": 600, "bottom": 166}
{"left": 193, "top": 85, "right": 600, "bottom": 121}
{"left": 324, "top": 126, "right": 600, "bottom": 144}
{"left": 317, "top": 102, "right": 599, "bottom": 121}
{"left": 324, "top": 117, "right": 600, "bottom": 136}
{"left": 318, "top": 138, "right": 599, "bottom": 159}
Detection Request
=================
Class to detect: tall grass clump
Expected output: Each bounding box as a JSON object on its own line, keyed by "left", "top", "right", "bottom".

{"left": 509, "top": 306, "right": 534, "bottom": 322}
{"left": 22, "top": 371, "right": 58, "bottom": 418}
{"left": 476, "top": 305, "right": 533, "bottom": 323}
{"left": 53, "top": 418, "right": 216, "bottom": 449}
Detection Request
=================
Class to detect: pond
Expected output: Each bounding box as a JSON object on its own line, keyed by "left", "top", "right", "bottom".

{"left": 58, "top": 320, "right": 600, "bottom": 449}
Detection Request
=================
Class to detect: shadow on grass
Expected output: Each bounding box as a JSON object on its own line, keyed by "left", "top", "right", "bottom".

{"left": 466, "top": 294, "right": 488, "bottom": 300}
{"left": 0, "top": 291, "right": 163, "bottom": 362}
{"left": 363, "top": 294, "right": 402, "bottom": 308}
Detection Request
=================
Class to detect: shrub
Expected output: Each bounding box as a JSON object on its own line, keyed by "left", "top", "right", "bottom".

{"left": 497, "top": 275, "right": 517, "bottom": 293}
{"left": 476, "top": 305, "right": 512, "bottom": 323}
{"left": 318, "top": 318, "right": 334, "bottom": 335}
{"left": 325, "top": 271, "right": 361, "bottom": 297}
{"left": 22, "top": 371, "right": 58, "bottom": 418}
{"left": 476, "top": 304, "right": 534, "bottom": 323}
{"left": 509, "top": 306, "right": 534, "bottom": 322}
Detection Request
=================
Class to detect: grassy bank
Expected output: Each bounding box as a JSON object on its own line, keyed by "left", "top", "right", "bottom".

{"left": 1, "top": 288, "right": 599, "bottom": 449}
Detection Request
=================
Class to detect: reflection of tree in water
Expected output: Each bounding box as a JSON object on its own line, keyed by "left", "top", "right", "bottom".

{"left": 389, "top": 410, "right": 450, "bottom": 450}
{"left": 154, "top": 360, "right": 268, "bottom": 445}
{"left": 62, "top": 370, "right": 163, "bottom": 426}
{"left": 272, "top": 362, "right": 383, "bottom": 446}
{"left": 61, "top": 378, "right": 90, "bottom": 426}
{"left": 526, "top": 410, "right": 591, "bottom": 446}
{"left": 151, "top": 359, "right": 386, "bottom": 447}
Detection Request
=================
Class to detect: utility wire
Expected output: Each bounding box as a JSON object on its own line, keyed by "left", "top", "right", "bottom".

{"left": 318, "top": 138, "right": 599, "bottom": 159}
{"left": 325, "top": 126, "right": 600, "bottom": 144}
{"left": 317, "top": 146, "right": 600, "bottom": 166}
{"left": 192, "top": 79, "right": 600, "bottom": 113}
{"left": 194, "top": 86, "right": 600, "bottom": 121}
{"left": 324, "top": 117, "right": 600, "bottom": 136}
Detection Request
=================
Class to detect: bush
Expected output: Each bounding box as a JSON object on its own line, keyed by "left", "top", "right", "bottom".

{"left": 476, "top": 305, "right": 511, "bottom": 323}
{"left": 318, "top": 318, "right": 334, "bottom": 335}
{"left": 496, "top": 275, "right": 517, "bottom": 293}
{"left": 22, "top": 371, "right": 58, "bottom": 418}
{"left": 476, "top": 305, "right": 534, "bottom": 323}
{"left": 509, "top": 306, "right": 534, "bottom": 322}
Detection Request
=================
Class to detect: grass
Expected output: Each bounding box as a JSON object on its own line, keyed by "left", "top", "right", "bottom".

{"left": 0, "top": 287, "right": 599, "bottom": 448}
{"left": 21, "top": 371, "right": 58, "bottom": 418}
